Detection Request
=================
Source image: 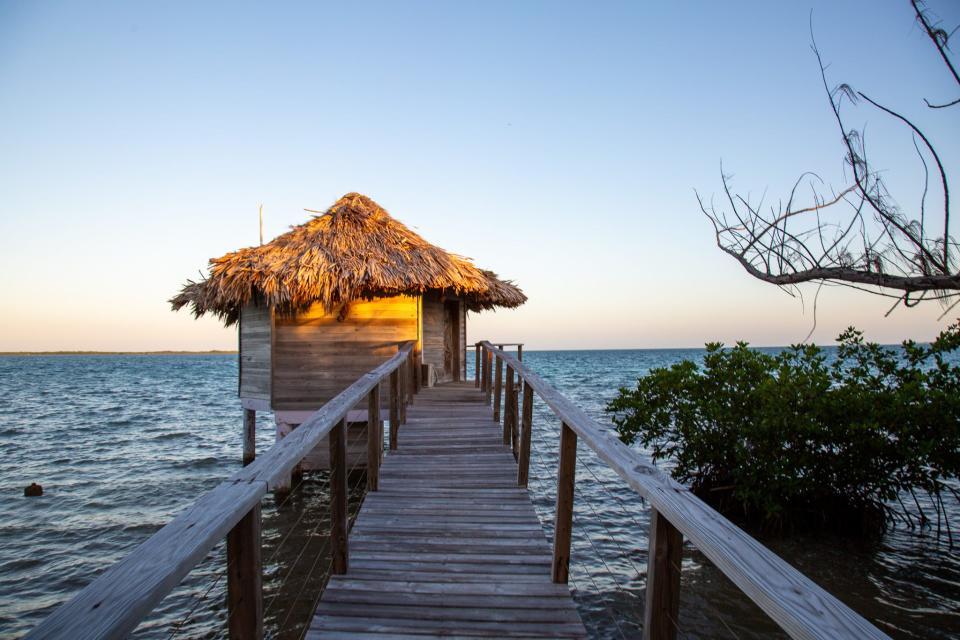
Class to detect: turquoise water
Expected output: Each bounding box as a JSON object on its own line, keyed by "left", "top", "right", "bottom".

{"left": 0, "top": 350, "right": 957, "bottom": 639}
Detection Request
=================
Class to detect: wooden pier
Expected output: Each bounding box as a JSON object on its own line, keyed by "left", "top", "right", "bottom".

{"left": 29, "top": 340, "right": 894, "bottom": 640}
{"left": 309, "top": 381, "right": 587, "bottom": 638}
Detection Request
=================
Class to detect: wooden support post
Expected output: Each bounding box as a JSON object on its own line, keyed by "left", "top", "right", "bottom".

{"left": 644, "top": 509, "right": 683, "bottom": 640}
{"left": 517, "top": 381, "right": 534, "bottom": 487}
{"left": 493, "top": 355, "right": 503, "bottom": 422}
{"left": 242, "top": 409, "right": 256, "bottom": 465}
{"left": 518, "top": 344, "right": 523, "bottom": 361}
{"left": 407, "top": 354, "right": 416, "bottom": 405}
{"left": 481, "top": 346, "right": 488, "bottom": 393}
{"left": 367, "top": 386, "right": 380, "bottom": 492}
{"left": 511, "top": 386, "right": 520, "bottom": 458}
{"left": 552, "top": 422, "right": 577, "bottom": 584}
{"left": 329, "top": 417, "right": 348, "bottom": 575}
{"left": 227, "top": 503, "right": 262, "bottom": 640}
{"left": 399, "top": 360, "right": 408, "bottom": 425}
{"left": 273, "top": 425, "right": 295, "bottom": 498}
{"left": 475, "top": 344, "right": 481, "bottom": 387}
{"left": 389, "top": 368, "right": 400, "bottom": 450}
{"left": 413, "top": 350, "right": 422, "bottom": 394}
{"left": 503, "top": 366, "right": 514, "bottom": 446}
{"left": 484, "top": 349, "right": 493, "bottom": 403}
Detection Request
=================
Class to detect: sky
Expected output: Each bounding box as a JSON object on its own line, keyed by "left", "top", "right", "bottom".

{"left": 1, "top": 1, "right": 958, "bottom": 351}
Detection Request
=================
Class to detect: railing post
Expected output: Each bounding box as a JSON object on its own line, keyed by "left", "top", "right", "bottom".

{"left": 399, "top": 360, "right": 408, "bottom": 425}
{"left": 510, "top": 385, "right": 520, "bottom": 458}
{"left": 389, "top": 368, "right": 400, "bottom": 450}
{"left": 475, "top": 344, "right": 481, "bottom": 387}
{"left": 227, "top": 504, "right": 263, "bottom": 640}
{"left": 552, "top": 422, "right": 577, "bottom": 583}
{"left": 518, "top": 344, "right": 523, "bottom": 361}
{"left": 329, "top": 417, "right": 348, "bottom": 575}
{"left": 367, "top": 385, "right": 381, "bottom": 491}
{"left": 493, "top": 355, "right": 503, "bottom": 422}
{"left": 479, "top": 345, "right": 486, "bottom": 392}
{"left": 503, "top": 366, "right": 514, "bottom": 446}
{"left": 517, "top": 381, "right": 533, "bottom": 487}
{"left": 413, "top": 350, "right": 422, "bottom": 394}
{"left": 408, "top": 353, "right": 416, "bottom": 404}
{"left": 644, "top": 509, "right": 683, "bottom": 640}
{"left": 242, "top": 409, "right": 256, "bottom": 465}
{"left": 484, "top": 349, "right": 493, "bottom": 404}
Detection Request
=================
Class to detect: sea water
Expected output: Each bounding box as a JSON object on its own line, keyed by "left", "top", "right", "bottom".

{"left": 0, "top": 350, "right": 957, "bottom": 639}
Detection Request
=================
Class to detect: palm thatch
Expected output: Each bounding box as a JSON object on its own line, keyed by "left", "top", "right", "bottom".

{"left": 171, "top": 192, "right": 526, "bottom": 325}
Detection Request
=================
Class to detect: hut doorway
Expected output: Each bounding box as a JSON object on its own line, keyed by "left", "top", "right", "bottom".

{"left": 443, "top": 300, "right": 460, "bottom": 381}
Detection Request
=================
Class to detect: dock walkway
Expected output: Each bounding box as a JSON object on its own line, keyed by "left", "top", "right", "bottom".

{"left": 308, "top": 381, "right": 588, "bottom": 638}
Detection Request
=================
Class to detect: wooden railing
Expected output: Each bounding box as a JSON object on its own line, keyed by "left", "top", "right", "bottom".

{"left": 477, "top": 341, "right": 890, "bottom": 640}
{"left": 28, "top": 341, "right": 418, "bottom": 640}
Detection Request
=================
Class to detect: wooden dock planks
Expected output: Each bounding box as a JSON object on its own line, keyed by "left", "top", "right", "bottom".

{"left": 307, "top": 381, "right": 587, "bottom": 639}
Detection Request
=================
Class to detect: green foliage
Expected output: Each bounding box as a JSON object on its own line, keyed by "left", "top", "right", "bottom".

{"left": 607, "top": 321, "right": 960, "bottom": 532}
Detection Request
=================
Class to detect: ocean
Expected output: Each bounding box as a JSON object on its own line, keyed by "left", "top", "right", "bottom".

{"left": 1, "top": 349, "right": 957, "bottom": 639}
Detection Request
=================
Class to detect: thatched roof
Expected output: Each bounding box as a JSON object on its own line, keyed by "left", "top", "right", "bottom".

{"left": 171, "top": 192, "right": 526, "bottom": 325}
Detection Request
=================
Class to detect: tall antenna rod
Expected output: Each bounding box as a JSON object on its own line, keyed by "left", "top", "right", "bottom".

{"left": 259, "top": 204, "right": 263, "bottom": 245}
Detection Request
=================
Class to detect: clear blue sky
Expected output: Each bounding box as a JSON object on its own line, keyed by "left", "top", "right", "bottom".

{"left": 1, "top": 1, "right": 957, "bottom": 350}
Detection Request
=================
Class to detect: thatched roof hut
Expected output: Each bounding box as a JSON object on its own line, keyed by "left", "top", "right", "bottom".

{"left": 171, "top": 193, "right": 524, "bottom": 453}
{"left": 171, "top": 192, "right": 525, "bottom": 326}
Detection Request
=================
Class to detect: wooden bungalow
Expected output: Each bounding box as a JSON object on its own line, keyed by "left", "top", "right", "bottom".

{"left": 171, "top": 192, "right": 525, "bottom": 470}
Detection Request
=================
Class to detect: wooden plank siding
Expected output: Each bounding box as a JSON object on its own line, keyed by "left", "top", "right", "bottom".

{"left": 308, "top": 381, "right": 587, "bottom": 639}
{"left": 239, "top": 304, "right": 272, "bottom": 401}
{"left": 271, "top": 296, "right": 419, "bottom": 411}
{"left": 420, "top": 291, "right": 445, "bottom": 385}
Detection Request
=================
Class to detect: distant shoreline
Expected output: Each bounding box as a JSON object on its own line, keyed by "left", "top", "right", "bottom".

{"left": 0, "top": 350, "right": 238, "bottom": 356}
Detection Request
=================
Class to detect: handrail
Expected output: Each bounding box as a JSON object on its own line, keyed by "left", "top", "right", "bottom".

{"left": 479, "top": 341, "right": 889, "bottom": 640}
{"left": 28, "top": 341, "right": 416, "bottom": 640}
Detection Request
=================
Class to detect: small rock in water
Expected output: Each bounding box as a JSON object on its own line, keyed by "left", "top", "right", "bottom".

{"left": 24, "top": 483, "right": 43, "bottom": 497}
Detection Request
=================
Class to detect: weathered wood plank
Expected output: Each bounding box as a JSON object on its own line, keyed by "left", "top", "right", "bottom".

{"left": 493, "top": 355, "right": 503, "bottom": 422}
{"left": 367, "top": 386, "right": 380, "bottom": 491}
{"left": 227, "top": 504, "right": 263, "bottom": 640}
{"left": 243, "top": 408, "right": 256, "bottom": 465}
{"left": 644, "top": 508, "right": 683, "bottom": 640}
{"left": 552, "top": 422, "right": 577, "bottom": 584}
{"left": 330, "top": 417, "right": 349, "bottom": 575}
{"left": 308, "top": 381, "right": 586, "bottom": 639}
{"left": 517, "top": 381, "right": 533, "bottom": 487}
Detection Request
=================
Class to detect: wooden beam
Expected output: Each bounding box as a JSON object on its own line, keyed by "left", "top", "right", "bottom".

{"left": 475, "top": 344, "right": 481, "bottom": 387}
{"left": 644, "top": 509, "right": 683, "bottom": 640}
{"left": 389, "top": 368, "right": 400, "bottom": 451}
{"left": 493, "top": 355, "right": 503, "bottom": 423}
{"left": 367, "top": 386, "right": 381, "bottom": 491}
{"left": 552, "top": 422, "right": 577, "bottom": 584}
{"left": 329, "top": 417, "right": 349, "bottom": 575}
{"left": 399, "top": 360, "right": 407, "bottom": 425}
{"left": 484, "top": 349, "right": 493, "bottom": 404}
{"left": 517, "top": 344, "right": 523, "bottom": 361}
{"left": 408, "top": 353, "right": 416, "bottom": 405}
{"left": 227, "top": 504, "right": 263, "bottom": 640}
{"left": 413, "top": 349, "right": 422, "bottom": 394}
{"left": 242, "top": 409, "right": 256, "bottom": 465}
{"left": 503, "top": 367, "right": 514, "bottom": 447}
{"left": 517, "top": 381, "right": 534, "bottom": 487}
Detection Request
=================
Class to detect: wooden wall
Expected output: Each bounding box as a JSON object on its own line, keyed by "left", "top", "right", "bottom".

{"left": 421, "top": 291, "right": 445, "bottom": 384}
{"left": 239, "top": 304, "right": 272, "bottom": 402}
{"left": 271, "top": 296, "right": 419, "bottom": 411}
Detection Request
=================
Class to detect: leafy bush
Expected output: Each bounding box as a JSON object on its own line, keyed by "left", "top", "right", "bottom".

{"left": 606, "top": 321, "right": 960, "bottom": 533}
